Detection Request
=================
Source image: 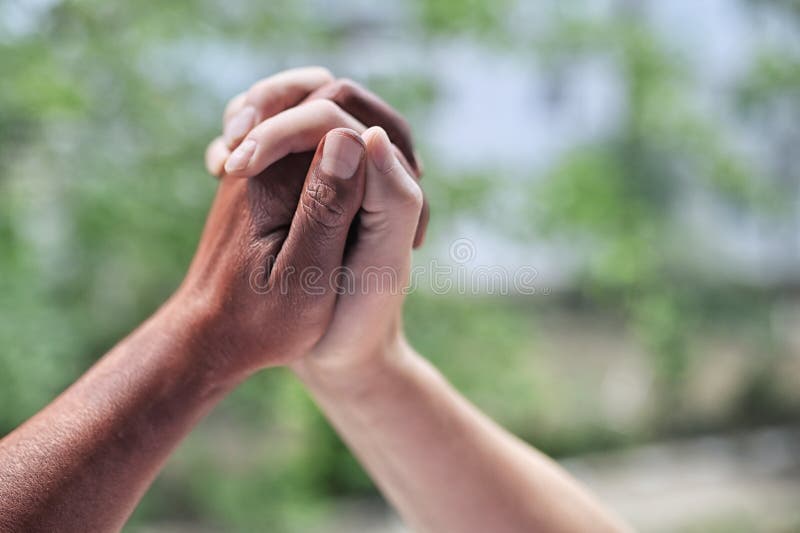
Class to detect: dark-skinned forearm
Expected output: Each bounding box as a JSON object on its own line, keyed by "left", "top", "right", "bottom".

{"left": 0, "top": 298, "right": 235, "bottom": 533}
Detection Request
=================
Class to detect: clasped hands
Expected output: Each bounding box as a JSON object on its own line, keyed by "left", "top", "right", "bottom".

{"left": 171, "top": 66, "right": 428, "bottom": 389}
{"left": 0, "top": 66, "right": 630, "bottom": 533}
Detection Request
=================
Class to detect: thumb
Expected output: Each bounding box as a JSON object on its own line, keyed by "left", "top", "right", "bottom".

{"left": 272, "top": 128, "right": 366, "bottom": 300}
{"left": 346, "top": 126, "right": 424, "bottom": 282}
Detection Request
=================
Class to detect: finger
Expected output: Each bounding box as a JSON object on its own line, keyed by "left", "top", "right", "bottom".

{"left": 304, "top": 79, "right": 420, "bottom": 176}
{"left": 375, "top": 141, "right": 429, "bottom": 248}
{"left": 224, "top": 99, "right": 366, "bottom": 178}
{"left": 205, "top": 136, "right": 231, "bottom": 177}
{"left": 223, "top": 92, "right": 247, "bottom": 122}
{"left": 413, "top": 194, "right": 430, "bottom": 249}
{"left": 304, "top": 79, "right": 429, "bottom": 247}
{"left": 272, "top": 128, "right": 366, "bottom": 301}
{"left": 347, "top": 126, "right": 423, "bottom": 277}
{"left": 223, "top": 66, "right": 334, "bottom": 148}
{"left": 393, "top": 144, "right": 430, "bottom": 248}
{"left": 389, "top": 143, "right": 429, "bottom": 248}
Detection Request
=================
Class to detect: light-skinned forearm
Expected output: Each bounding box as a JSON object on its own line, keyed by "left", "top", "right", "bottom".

{"left": 0, "top": 299, "right": 235, "bottom": 532}
{"left": 296, "top": 340, "right": 630, "bottom": 533}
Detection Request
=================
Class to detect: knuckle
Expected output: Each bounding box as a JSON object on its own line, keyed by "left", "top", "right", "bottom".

{"left": 272, "top": 85, "right": 293, "bottom": 110}
{"left": 308, "top": 98, "right": 343, "bottom": 123}
{"left": 331, "top": 78, "right": 359, "bottom": 100}
{"left": 224, "top": 92, "right": 246, "bottom": 117}
{"left": 309, "top": 66, "right": 335, "bottom": 83}
{"left": 401, "top": 179, "right": 425, "bottom": 211}
{"left": 376, "top": 153, "right": 401, "bottom": 176}
{"left": 247, "top": 78, "right": 279, "bottom": 106}
{"left": 301, "top": 180, "right": 347, "bottom": 231}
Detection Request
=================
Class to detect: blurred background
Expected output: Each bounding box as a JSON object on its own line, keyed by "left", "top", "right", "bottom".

{"left": 2, "top": 0, "right": 799, "bottom": 531}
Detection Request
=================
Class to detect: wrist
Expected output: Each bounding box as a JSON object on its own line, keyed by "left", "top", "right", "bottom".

{"left": 292, "top": 332, "right": 415, "bottom": 401}
{"left": 143, "top": 294, "right": 246, "bottom": 395}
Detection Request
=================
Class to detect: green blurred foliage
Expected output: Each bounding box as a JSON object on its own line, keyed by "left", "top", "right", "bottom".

{"left": 528, "top": 4, "right": 795, "bottom": 415}
{"left": 1, "top": 0, "right": 799, "bottom": 531}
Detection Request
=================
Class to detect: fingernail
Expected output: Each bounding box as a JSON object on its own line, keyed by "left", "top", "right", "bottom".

{"left": 320, "top": 133, "right": 363, "bottom": 178}
{"left": 224, "top": 106, "right": 256, "bottom": 146}
{"left": 225, "top": 139, "right": 256, "bottom": 173}
{"left": 369, "top": 128, "right": 395, "bottom": 173}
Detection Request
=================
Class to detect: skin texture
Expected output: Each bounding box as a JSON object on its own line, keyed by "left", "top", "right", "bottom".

{"left": 0, "top": 69, "right": 420, "bottom": 532}
{"left": 0, "top": 304, "right": 231, "bottom": 532}
{"left": 288, "top": 128, "right": 632, "bottom": 533}
{"left": 0, "top": 128, "right": 371, "bottom": 531}
{"left": 211, "top": 75, "right": 630, "bottom": 532}
{"left": 297, "top": 343, "right": 633, "bottom": 533}
{"left": 178, "top": 128, "right": 368, "bottom": 374}
{"left": 206, "top": 71, "right": 429, "bottom": 247}
{"left": 0, "top": 67, "right": 629, "bottom": 533}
